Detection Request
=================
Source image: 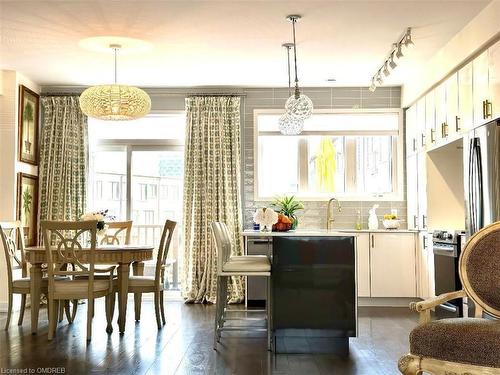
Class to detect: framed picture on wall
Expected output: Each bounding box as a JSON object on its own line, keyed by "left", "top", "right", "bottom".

{"left": 18, "top": 85, "right": 40, "bottom": 165}
{"left": 17, "top": 173, "right": 39, "bottom": 247}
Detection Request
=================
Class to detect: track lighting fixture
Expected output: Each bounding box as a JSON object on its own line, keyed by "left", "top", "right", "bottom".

{"left": 369, "top": 27, "right": 414, "bottom": 92}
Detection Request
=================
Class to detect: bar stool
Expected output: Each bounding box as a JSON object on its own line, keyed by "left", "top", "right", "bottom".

{"left": 211, "top": 222, "right": 272, "bottom": 350}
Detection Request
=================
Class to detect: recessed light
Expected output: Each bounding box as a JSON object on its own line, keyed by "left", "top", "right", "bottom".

{"left": 326, "top": 78, "right": 336, "bottom": 82}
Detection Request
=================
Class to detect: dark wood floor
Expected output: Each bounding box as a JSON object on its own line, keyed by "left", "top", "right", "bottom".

{"left": 0, "top": 298, "right": 417, "bottom": 374}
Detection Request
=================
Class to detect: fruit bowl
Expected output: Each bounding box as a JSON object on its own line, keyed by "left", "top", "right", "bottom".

{"left": 383, "top": 219, "right": 401, "bottom": 229}
{"left": 272, "top": 214, "right": 293, "bottom": 232}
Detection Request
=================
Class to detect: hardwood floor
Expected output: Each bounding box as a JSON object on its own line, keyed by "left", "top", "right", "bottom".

{"left": 0, "top": 299, "right": 417, "bottom": 374}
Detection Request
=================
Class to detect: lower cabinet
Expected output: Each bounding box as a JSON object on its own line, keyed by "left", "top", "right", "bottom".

{"left": 349, "top": 232, "right": 417, "bottom": 298}
{"left": 370, "top": 233, "right": 417, "bottom": 297}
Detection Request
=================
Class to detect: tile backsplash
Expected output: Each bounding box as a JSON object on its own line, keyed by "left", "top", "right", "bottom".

{"left": 240, "top": 86, "right": 406, "bottom": 230}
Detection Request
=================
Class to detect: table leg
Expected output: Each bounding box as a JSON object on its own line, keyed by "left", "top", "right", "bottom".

{"left": 132, "top": 261, "right": 144, "bottom": 321}
{"left": 30, "top": 264, "right": 43, "bottom": 334}
{"left": 117, "top": 262, "right": 130, "bottom": 334}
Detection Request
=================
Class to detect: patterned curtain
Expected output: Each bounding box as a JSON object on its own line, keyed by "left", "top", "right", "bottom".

{"left": 38, "top": 96, "right": 88, "bottom": 241}
{"left": 182, "top": 96, "right": 244, "bottom": 303}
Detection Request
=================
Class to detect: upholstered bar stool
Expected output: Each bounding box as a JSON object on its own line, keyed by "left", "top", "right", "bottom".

{"left": 211, "top": 222, "right": 272, "bottom": 350}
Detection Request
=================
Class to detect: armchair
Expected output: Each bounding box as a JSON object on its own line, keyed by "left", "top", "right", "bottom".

{"left": 398, "top": 222, "right": 500, "bottom": 375}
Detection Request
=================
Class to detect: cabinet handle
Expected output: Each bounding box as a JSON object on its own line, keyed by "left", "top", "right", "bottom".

{"left": 485, "top": 100, "right": 493, "bottom": 119}
{"left": 413, "top": 215, "right": 418, "bottom": 229}
{"left": 430, "top": 129, "right": 436, "bottom": 143}
{"left": 442, "top": 122, "right": 449, "bottom": 138}
{"left": 412, "top": 138, "right": 417, "bottom": 152}
{"left": 483, "top": 100, "right": 486, "bottom": 119}
{"left": 423, "top": 236, "right": 428, "bottom": 249}
{"left": 421, "top": 133, "right": 426, "bottom": 147}
{"left": 371, "top": 234, "right": 375, "bottom": 248}
{"left": 422, "top": 215, "right": 427, "bottom": 229}
{"left": 455, "top": 116, "right": 461, "bottom": 132}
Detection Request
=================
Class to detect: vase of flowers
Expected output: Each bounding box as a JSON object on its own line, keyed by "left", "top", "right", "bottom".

{"left": 80, "top": 209, "right": 114, "bottom": 237}
{"left": 253, "top": 207, "right": 279, "bottom": 232}
{"left": 271, "top": 196, "right": 304, "bottom": 231}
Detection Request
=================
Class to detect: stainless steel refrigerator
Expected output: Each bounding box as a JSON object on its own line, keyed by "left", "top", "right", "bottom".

{"left": 463, "top": 120, "right": 500, "bottom": 237}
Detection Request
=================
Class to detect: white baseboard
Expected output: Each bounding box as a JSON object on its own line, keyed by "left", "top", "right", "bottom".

{"left": 0, "top": 301, "right": 8, "bottom": 313}
{"left": 358, "top": 297, "right": 421, "bottom": 307}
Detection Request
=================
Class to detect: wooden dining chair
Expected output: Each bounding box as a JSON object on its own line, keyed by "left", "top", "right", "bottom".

{"left": 68, "top": 220, "right": 133, "bottom": 322}
{"left": 100, "top": 221, "right": 133, "bottom": 245}
{"left": 41, "top": 220, "right": 115, "bottom": 341}
{"left": 126, "top": 219, "right": 176, "bottom": 329}
{"left": 1, "top": 221, "right": 50, "bottom": 330}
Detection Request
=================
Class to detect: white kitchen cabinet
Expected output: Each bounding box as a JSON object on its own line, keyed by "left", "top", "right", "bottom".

{"left": 406, "top": 154, "right": 419, "bottom": 230}
{"left": 416, "top": 98, "right": 427, "bottom": 151}
{"left": 434, "top": 82, "right": 447, "bottom": 141}
{"left": 417, "top": 152, "right": 428, "bottom": 230}
{"left": 425, "top": 91, "right": 437, "bottom": 147}
{"left": 445, "top": 73, "right": 459, "bottom": 138}
{"left": 417, "top": 231, "right": 432, "bottom": 299}
{"left": 405, "top": 105, "right": 417, "bottom": 157}
{"left": 458, "top": 62, "right": 473, "bottom": 132}
{"left": 370, "top": 233, "right": 417, "bottom": 298}
{"left": 489, "top": 41, "right": 500, "bottom": 119}
{"left": 355, "top": 233, "right": 370, "bottom": 297}
{"left": 473, "top": 50, "right": 491, "bottom": 125}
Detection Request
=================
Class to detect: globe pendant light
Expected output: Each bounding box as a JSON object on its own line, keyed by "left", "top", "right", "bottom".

{"left": 279, "top": 43, "right": 304, "bottom": 135}
{"left": 79, "top": 44, "right": 151, "bottom": 120}
{"left": 285, "top": 15, "right": 313, "bottom": 120}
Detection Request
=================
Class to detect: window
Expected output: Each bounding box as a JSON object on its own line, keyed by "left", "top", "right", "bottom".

{"left": 87, "top": 113, "right": 186, "bottom": 292}
{"left": 255, "top": 110, "right": 403, "bottom": 200}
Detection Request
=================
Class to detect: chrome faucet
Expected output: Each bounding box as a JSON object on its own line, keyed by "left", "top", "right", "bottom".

{"left": 326, "top": 197, "right": 342, "bottom": 230}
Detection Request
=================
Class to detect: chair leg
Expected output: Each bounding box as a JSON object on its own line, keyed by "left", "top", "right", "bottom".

{"left": 67, "top": 299, "right": 78, "bottom": 324}
{"left": 48, "top": 298, "right": 57, "bottom": 341}
{"left": 86, "top": 298, "right": 94, "bottom": 342}
{"left": 213, "top": 277, "right": 222, "bottom": 350}
{"left": 58, "top": 300, "right": 64, "bottom": 322}
{"left": 110, "top": 293, "right": 116, "bottom": 323}
{"left": 18, "top": 294, "right": 27, "bottom": 326}
{"left": 134, "top": 292, "right": 142, "bottom": 322}
{"left": 154, "top": 291, "right": 162, "bottom": 329}
{"left": 4, "top": 292, "right": 13, "bottom": 330}
{"left": 159, "top": 290, "right": 166, "bottom": 325}
{"left": 105, "top": 294, "right": 113, "bottom": 334}
{"left": 266, "top": 276, "right": 272, "bottom": 351}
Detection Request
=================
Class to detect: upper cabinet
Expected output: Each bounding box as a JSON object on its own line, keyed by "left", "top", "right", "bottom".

{"left": 445, "top": 73, "right": 459, "bottom": 138}
{"left": 489, "top": 42, "right": 500, "bottom": 119}
{"left": 425, "top": 92, "right": 436, "bottom": 147}
{"left": 405, "top": 105, "right": 417, "bottom": 156}
{"left": 434, "top": 82, "right": 447, "bottom": 141}
{"left": 416, "top": 98, "right": 426, "bottom": 151}
{"left": 458, "top": 62, "right": 473, "bottom": 132}
{"left": 472, "top": 50, "right": 491, "bottom": 125}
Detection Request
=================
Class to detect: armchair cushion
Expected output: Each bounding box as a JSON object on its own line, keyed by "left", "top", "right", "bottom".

{"left": 410, "top": 318, "right": 500, "bottom": 368}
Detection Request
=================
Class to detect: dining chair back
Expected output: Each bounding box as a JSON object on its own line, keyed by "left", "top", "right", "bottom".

{"left": 100, "top": 221, "right": 133, "bottom": 245}
{"left": 0, "top": 221, "right": 27, "bottom": 283}
{"left": 41, "top": 220, "right": 115, "bottom": 341}
{"left": 154, "top": 220, "right": 176, "bottom": 287}
{"left": 211, "top": 222, "right": 232, "bottom": 275}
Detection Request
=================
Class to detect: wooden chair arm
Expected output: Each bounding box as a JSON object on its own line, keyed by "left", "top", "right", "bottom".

{"left": 410, "top": 290, "right": 467, "bottom": 324}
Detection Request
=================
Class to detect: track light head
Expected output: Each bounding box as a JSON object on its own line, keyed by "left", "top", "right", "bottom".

{"left": 395, "top": 43, "right": 404, "bottom": 59}
{"left": 389, "top": 54, "right": 397, "bottom": 69}
{"left": 376, "top": 74, "right": 383, "bottom": 85}
{"left": 369, "top": 81, "right": 376, "bottom": 92}
{"left": 383, "top": 63, "right": 390, "bottom": 77}
{"left": 404, "top": 28, "right": 414, "bottom": 48}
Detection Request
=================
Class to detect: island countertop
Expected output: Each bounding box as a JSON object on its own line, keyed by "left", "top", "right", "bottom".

{"left": 242, "top": 229, "right": 357, "bottom": 237}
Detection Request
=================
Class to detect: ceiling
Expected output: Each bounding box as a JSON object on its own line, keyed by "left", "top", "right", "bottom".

{"left": 0, "top": 0, "right": 491, "bottom": 88}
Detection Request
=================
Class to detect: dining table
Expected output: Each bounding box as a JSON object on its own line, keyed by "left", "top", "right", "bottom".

{"left": 25, "top": 244, "right": 154, "bottom": 335}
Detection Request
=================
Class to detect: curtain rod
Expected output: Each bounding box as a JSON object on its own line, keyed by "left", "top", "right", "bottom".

{"left": 186, "top": 93, "right": 246, "bottom": 97}
{"left": 41, "top": 93, "right": 81, "bottom": 97}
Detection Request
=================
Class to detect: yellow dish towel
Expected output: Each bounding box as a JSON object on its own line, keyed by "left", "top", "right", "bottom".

{"left": 315, "top": 137, "right": 337, "bottom": 192}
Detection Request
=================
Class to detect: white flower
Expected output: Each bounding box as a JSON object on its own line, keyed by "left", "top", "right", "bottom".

{"left": 253, "top": 207, "right": 279, "bottom": 228}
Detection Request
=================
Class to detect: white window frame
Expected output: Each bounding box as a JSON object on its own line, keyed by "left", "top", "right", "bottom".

{"left": 87, "top": 111, "right": 185, "bottom": 219}
{"left": 253, "top": 108, "right": 404, "bottom": 201}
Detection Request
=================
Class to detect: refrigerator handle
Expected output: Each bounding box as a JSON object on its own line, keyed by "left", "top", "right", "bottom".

{"left": 475, "top": 140, "right": 484, "bottom": 230}
{"left": 468, "top": 138, "right": 476, "bottom": 234}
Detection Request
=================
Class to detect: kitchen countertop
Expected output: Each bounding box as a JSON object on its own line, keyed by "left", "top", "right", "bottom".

{"left": 243, "top": 228, "right": 417, "bottom": 236}
{"left": 242, "top": 229, "right": 356, "bottom": 237}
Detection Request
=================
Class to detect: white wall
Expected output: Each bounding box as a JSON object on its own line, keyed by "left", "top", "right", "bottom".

{"left": 403, "top": 0, "right": 500, "bottom": 107}
{"left": 0, "top": 69, "right": 40, "bottom": 311}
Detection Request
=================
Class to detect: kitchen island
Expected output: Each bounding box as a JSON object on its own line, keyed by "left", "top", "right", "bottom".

{"left": 242, "top": 230, "right": 357, "bottom": 354}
